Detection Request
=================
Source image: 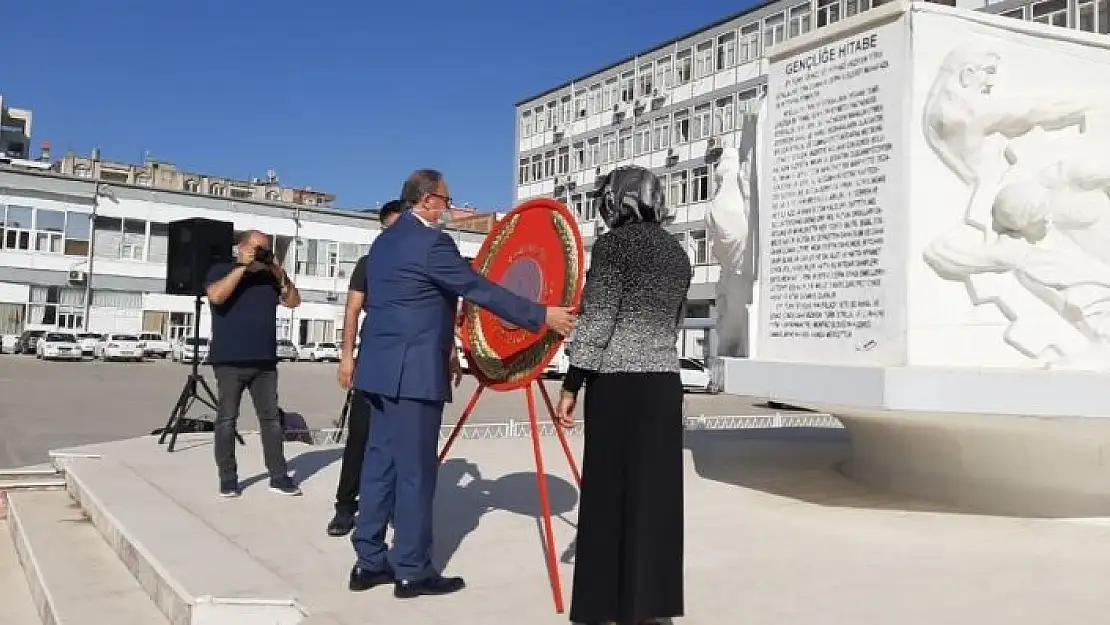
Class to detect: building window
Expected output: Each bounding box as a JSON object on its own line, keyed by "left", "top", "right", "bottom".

{"left": 136, "top": 174, "right": 152, "bottom": 186}
{"left": 583, "top": 195, "right": 599, "bottom": 222}
{"left": 28, "top": 286, "right": 85, "bottom": 329}
{"left": 620, "top": 71, "right": 636, "bottom": 103}
{"left": 764, "top": 13, "right": 786, "bottom": 49}
{"left": 602, "top": 78, "right": 617, "bottom": 111}
{"left": 570, "top": 194, "right": 585, "bottom": 220}
{"left": 1032, "top": 0, "right": 1068, "bottom": 26}
{"left": 557, "top": 147, "right": 570, "bottom": 175}
{"left": 817, "top": 0, "right": 841, "bottom": 26}
{"left": 544, "top": 151, "right": 556, "bottom": 178}
{"left": 738, "top": 23, "right": 761, "bottom": 63}
{"left": 521, "top": 111, "right": 533, "bottom": 137}
{"left": 148, "top": 222, "right": 169, "bottom": 263}
{"left": 34, "top": 209, "right": 66, "bottom": 253}
{"left": 100, "top": 170, "right": 129, "bottom": 184}
{"left": 74, "top": 164, "right": 92, "bottom": 178}
{"left": 692, "top": 167, "right": 711, "bottom": 202}
{"left": 675, "top": 49, "right": 693, "bottom": 85}
{"left": 169, "top": 311, "right": 193, "bottom": 339}
{"left": 265, "top": 190, "right": 280, "bottom": 201}
{"left": 560, "top": 95, "right": 574, "bottom": 125}
{"left": 653, "top": 116, "right": 672, "bottom": 150}
{"left": 545, "top": 101, "right": 557, "bottom": 131}
{"left": 575, "top": 89, "right": 588, "bottom": 119}
{"left": 844, "top": 0, "right": 873, "bottom": 18}
{"left": 789, "top": 3, "right": 813, "bottom": 37}
{"left": 692, "top": 104, "right": 712, "bottom": 141}
{"left": 92, "top": 216, "right": 148, "bottom": 261}
{"left": 209, "top": 184, "right": 225, "bottom": 197}
{"left": 655, "top": 56, "right": 673, "bottom": 90}
{"left": 531, "top": 155, "right": 543, "bottom": 182}
{"left": 1, "top": 205, "right": 33, "bottom": 251}
{"left": 589, "top": 84, "right": 602, "bottom": 116}
{"left": 689, "top": 229, "right": 709, "bottom": 264}
{"left": 633, "top": 123, "right": 651, "bottom": 156}
{"left": 695, "top": 41, "right": 714, "bottom": 79}
{"left": 64, "top": 211, "right": 91, "bottom": 256}
{"left": 717, "top": 32, "right": 737, "bottom": 70}
{"left": 572, "top": 142, "right": 586, "bottom": 171}
{"left": 714, "top": 96, "right": 735, "bottom": 135}
{"left": 602, "top": 133, "right": 617, "bottom": 163}
{"left": 587, "top": 137, "right": 601, "bottom": 167}
{"left": 668, "top": 171, "right": 689, "bottom": 207}
{"left": 638, "top": 63, "right": 654, "bottom": 97}
{"left": 184, "top": 179, "right": 199, "bottom": 193}
{"left": 673, "top": 110, "right": 691, "bottom": 144}
{"left": 1078, "top": 0, "right": 1108, "bottom": 31}
{"left": 617, "top": 127, "right": 633, "bottom": 160}
{"left": 230, "top": 188, "right": 252, "bottom": 199}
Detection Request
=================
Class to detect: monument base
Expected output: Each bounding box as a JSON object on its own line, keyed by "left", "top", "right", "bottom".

{"left": 719, "top": 357, "right": 1110, "bottom": 517}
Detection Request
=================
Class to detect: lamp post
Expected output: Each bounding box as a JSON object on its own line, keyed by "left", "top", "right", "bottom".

{"left": 288, "top": 205, "right": 302, "bottom": 344}
{"left": 82, "top": 182, "right": 114, "bottom": 328}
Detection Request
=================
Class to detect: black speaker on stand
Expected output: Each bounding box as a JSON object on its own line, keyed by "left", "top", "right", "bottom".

{"left": 157, "top": 217, "right": 245, "bottom": 452}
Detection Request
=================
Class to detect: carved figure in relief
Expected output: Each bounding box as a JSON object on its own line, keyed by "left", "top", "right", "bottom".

{"left": 706, "top": 103, "right": 761, "bottom": 358}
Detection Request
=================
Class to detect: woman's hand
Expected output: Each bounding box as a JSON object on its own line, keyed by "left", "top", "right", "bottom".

{"left": 555, "top": 391, "right": 577, "bottom": 429}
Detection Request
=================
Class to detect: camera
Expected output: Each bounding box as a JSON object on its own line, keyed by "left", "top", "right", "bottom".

{"left": 254, "top": 247, "right": 274, "bottom": 265}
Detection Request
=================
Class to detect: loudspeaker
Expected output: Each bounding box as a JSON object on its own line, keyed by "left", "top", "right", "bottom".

{"left": 165, "top": 218, "right": 235, "bottom": 296}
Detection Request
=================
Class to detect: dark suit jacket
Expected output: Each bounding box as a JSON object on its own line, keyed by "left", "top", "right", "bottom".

{"left": 354, "top": 211, "right": 546, "bottom": 402}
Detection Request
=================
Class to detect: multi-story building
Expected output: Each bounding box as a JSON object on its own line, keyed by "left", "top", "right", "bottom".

{"left": 57, "top": 151, "right": 336, "bottom": 208}
{"left": 0, "top": 96, "right": 33, "bottom": 160}
{"left": 0, "top": 166, "right": 486, "bottom": 344}
{"left": 512, "top": 0, "right": 1109, "bottom": 360}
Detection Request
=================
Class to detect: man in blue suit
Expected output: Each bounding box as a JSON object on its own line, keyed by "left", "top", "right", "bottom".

{"left": 349, "top": 169, "right": 577, "bottom": 598}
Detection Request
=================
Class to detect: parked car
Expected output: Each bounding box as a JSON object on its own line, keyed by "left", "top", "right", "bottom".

{"left": 172, "top": 336, "right": 210, "bottom": 364}
{"left": 277, "top": 339, "right": 299, "bottom": 362}
{"left": 36, "top": 332, "right": 83, "bottom": 361}
{"left": 1, "top": 334, "right": 18, "bottom": 354}
{"left": 139, "top": 332, "right": 171, "bottom": 358}
{"left": 94, "top": 333, "right": 145, "bottom": 362}
{"left": 14, "top": 330, "right": 45, "bottom": 355}
{"left": 679, "top": 357, "right": 713, "bottom": 393}
{"left": 76, "top": 332, "right": 101, "bottom": 357}
{"left": 300, "top": 341, "right": 340, "bottom": 362}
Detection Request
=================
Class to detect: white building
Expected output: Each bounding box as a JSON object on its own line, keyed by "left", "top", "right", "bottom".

{"left": 512, "top": 0, "right": 1108, "bottom": 360}
{"left": 0, "top": 167, "right": 485, "bottom": 344}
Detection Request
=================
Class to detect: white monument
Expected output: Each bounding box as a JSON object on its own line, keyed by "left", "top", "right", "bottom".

{"left": 718, "top": 0, "right": 1110, "bottom": 516}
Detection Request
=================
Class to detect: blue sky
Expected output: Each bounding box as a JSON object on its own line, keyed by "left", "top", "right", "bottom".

{"left": 5, "top": 1, "right": 756, "bottom": 211}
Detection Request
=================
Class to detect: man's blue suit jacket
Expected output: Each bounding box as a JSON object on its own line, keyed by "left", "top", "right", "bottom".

{"left": 353, "top": 211, "right": 546, "bottom": 403}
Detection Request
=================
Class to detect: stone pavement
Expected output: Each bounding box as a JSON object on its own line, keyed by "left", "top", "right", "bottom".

{"left": 12, "top": 427, "right": 1109, "bottom": 624}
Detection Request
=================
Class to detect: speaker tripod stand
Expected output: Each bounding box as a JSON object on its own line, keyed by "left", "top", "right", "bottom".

{"left": 157, "top": 294, "right": 245, "bottom": 452}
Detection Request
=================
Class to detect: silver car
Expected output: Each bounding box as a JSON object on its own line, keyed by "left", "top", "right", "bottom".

{"left": 277, "top": 339, "right": 299, "bottom": 362}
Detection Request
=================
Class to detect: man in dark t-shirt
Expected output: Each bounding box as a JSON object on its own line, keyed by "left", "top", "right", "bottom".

{"left": 205, "top": 229, "right": 302, "bottom": 498}
{"left": 328, "top": 200, "right": 404, "bottom": 536}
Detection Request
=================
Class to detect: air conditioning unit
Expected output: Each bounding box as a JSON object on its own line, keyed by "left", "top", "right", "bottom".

{"left": 67, "top": 270, "right": 86, "bottom": 284}
{"left": 325, "top": 291, "right": 338, "bottom": 302}
{"left": 666, "top": 149, "right": 679, "bottom": 167}
{"left": 553, "top": 129, "right": 565, "bottom": 142}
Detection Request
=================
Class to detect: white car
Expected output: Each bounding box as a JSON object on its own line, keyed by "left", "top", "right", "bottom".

{"left": 139, "top": 332, "right": 171, "bottom": 358}
{"left": 300, "top": 342, "right": 340, "bottom": 362}
{"left": 36, "top": 332, "right": 83, "bottom": 361}
{"left": 95, "top": 333, "right": 145, "bottom": 362}
{"left": 76, "top": 332, "right": 100, "bottom": 357}
{"left": 172, "top": 336, "right": 210, "bottom": 364}
{"left": 679, "top": 358, "right": 713, "bottom": 393}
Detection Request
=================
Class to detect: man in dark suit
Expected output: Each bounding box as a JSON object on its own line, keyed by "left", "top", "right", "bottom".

{"left": 349, "top": 169, "right": 576, "bottom": 598}
{"left": 327, "top": 199, "right": 405, "bottom": 537}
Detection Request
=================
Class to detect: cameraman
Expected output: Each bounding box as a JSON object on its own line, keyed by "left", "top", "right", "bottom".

{"left": 205, "top": 230, "right": 302, "bottom": 498}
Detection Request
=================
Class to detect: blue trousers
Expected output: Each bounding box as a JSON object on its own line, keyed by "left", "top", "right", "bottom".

{"left": 352, "top": 392, "right": 444, "bottom": 582}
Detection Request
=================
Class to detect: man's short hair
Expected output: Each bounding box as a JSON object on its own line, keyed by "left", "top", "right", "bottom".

{"left": 400, "top": 169, "right": 444, "bottom": 205}
{"left": 380, "top": 199, "right": 404, "bottom": 224}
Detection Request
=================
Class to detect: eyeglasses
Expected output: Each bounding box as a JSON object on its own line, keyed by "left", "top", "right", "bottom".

{"left": 428, "top": 192, "right": 454, "bottom": 209}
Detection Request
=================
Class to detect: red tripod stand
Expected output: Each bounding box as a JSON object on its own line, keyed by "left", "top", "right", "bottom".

{"left": 438, "top": 379, "right": 582, "bottom": 613}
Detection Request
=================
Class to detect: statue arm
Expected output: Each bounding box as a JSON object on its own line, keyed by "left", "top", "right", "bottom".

{"left": 923, "top": 230, "right": 1021, "bottom": 279}
{"left": 984, "top": 98, "right": 1087, "bottom": 138}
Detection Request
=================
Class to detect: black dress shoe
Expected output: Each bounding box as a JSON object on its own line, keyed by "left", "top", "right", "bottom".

{"left": 393, "top": 574, "right": 466, "bottom": 599}
{"left": 349, "top": 565, "right": 394, "bottom": 591}
{"left": 327, "top": 511, "right": 355, "bottom": 537}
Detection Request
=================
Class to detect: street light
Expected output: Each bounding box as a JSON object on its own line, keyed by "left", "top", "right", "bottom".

{"left": 82, "top": 182, "right": 116, "bottom": 327}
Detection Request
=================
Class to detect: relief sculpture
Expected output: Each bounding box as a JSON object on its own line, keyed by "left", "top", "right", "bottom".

{"left": 921, "top": 42, "right": 1110, "bottom": 368}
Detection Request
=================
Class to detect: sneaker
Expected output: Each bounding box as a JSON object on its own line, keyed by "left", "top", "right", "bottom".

{"left": 269, "top": 477, "right": 302, "bottom": 496}
{"left": 219, "top": 479, "right": 241, "bottom": 498}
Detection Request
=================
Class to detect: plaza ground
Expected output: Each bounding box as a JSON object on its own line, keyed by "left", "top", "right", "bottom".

{"left": 0, "top": 354, "right": 791, "bottom": 469}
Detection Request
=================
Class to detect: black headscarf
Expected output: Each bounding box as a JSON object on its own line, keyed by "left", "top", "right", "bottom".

{"left": 592, "top": 166, "right": 672, "bottom": 229}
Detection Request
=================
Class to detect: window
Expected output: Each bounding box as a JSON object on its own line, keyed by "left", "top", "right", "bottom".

{"left": 601, "top": 133, "right": 617, "bottom": 163}
{"left": 184, "top": 179, "right": 199, "bottom": 193}
{"left": 93, "top": 216, "right": 149, "bottom": 261}
{"left": 634, "top": 123, "right": 651, "bottom": 156}
{"left": 1079, "top": 0, "right": 1108, "bottom": 30}
{"left": 668, "top": 171, "right": 689, "bottom": 207}
{"left": 587, "top": 137, "right": 601, "bottom": 167}
{"left": 675, "top": 49, "right": 693, "bottom": 84}
{"left": 64, "top": 211, "right": 91, "bottom": 256}
{"left": 121, "top": 219, "right": 147, "bottom": 260}
{"left": 521, "top": 111, "right": 533, "bottom": 137}
{"left": 1032, "top": 0, "right": 1068, "bottom": 26}
{"left": 692, "top": 167, "right": 711, "bottom": 202}
{"left": 100, "top": 170, "right": 128, "bottom": 184}
{"left": 695, "top": 41, "right": 714, "bottom": 78}
{"left": 617, "top": 127, "right": 633, "bottom": 160}
{"left": 265, "top": 190, "right": 279, "bottom": 201}
{"left": 557, "top": 147, "right": 570, "bottom": 175}
{"left": 560, "top": 95, "right": 573, "bottom": 125}
{"left": 690, "top": 229, "right": 710, "bottom": 264}
{"left": 531, "top": 155, "right": 542, "bottom": 181}
{"left": 2, "top": 205, "right": 33, "bottom": 251}
{"left": 603, "top": 78, "right": 618, "bottom": 111}
{"left": 653, "top": 116, "right": 672, "bottom": 150}
{"left": 230, "top": 188, "right": 252, "bottom": 199}
{"left": 844, "top": 0, "right": 872, "bottom": 18}
{"left": 673, "top": 110, "right": 691, "bottom": 144}
{"left": 575, "top": 89, "right": 587, "bottom": 119}
{"left": 74, "top": 164, "right": 92, "bottom": 178}
{"left": 545, "top": 101, "right": 557, "bottom": 131}
{"left": 572, "top": 142, "right": 586, "bottom": 171}
{"left": 789, "top": 3, "right": 813, "bottom": 37}
{"left": 209, "top": 184, "right": 225, "bottom": 197}
{"left": 716, "top": 32, "right": 737, "bottom": 70}
{"left": 28, "top": 286, "right": 85, "bottom": 329}
{"left": 638, "top": 63, "right": 654, "bottom": 97}
{"left": 655, "top": 56, "right": 673, "bottom": 90}
{"left": 544, "top": 151, "right": 556, "bottom": 178}
{"left": 738, "top": 23, "right": 760, "bottom": 63}
{"left": 620, "top": 71, "right": 636, "bottom": 103}
{"left": 589, "top": 84, "right": 602, "bottom": 116}
{"left": 692, "top": 104, "right": 712, "bottom": 141}
{"left": 136, "top": 174, "right": 152, "bottom": 186}
{"left": 818, "top": 0, "right": 842, "bottom": 26}
{"left": 169, "top": 311, "right": 193, "bottom": 339}
{"left": 570, "top": 193, "right": 585, "bottom": 221}
{"left": 35, "top": 209, "right": 65, "bottom": 253}
{"left": 148, "top": 222, "right": 169, "bottom": 263}
{"left": 714, "top": 96, "right": 735, "bottom": 135}
{"left": 764, "top": 13, "right": 786, "bottom": 49}
{"left": 295, "top": 239, "right": 339, "bottom": 278}
{"left": 582, "top": 195, "right": 599, "bottom": 222}
{"left": 518, "top": 158, "right": 530, "bottom": 185}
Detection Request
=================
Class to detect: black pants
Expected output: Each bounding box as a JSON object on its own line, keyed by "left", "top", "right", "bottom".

{"left": 213, "top": 363, "right": 289, "bottom": 483}
{"left": 334, "top": 387, "right": 371, "bottom": 514}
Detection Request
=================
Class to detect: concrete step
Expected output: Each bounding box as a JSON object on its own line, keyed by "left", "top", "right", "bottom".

{"left": 0, "top": 465, "right": 66, "bottom": 491}
{"left": 7, "top": 490, "right": 168, "bottom": 625}
{"left": 0, "top": 520, "right": 42, "bottom": 625}
{"left": 63, "top": 456, "right": 307, "bottom": 625}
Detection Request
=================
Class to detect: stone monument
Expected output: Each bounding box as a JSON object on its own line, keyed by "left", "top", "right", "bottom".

{"left": 718, "top": 0, "right": 1110, "bottom": 516}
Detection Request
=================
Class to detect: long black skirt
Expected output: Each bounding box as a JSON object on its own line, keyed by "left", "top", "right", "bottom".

{"left": 569, "top": 371, "right": 685, "bottom": 624}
